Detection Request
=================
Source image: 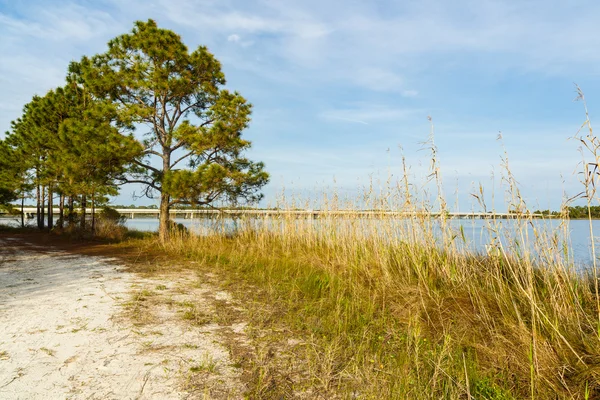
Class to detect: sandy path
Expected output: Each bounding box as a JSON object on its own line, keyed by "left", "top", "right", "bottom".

{"left": 0, "top": 237, "right": 244, "bottom": 399}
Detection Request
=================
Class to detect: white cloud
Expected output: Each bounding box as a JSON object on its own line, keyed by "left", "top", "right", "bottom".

{"left": 130, "top": 0, "right": 600, "bottom": 93}
{"left": 158, "top": 0, "right": 330, "bottom": 38}
{"left": 402, "top": 90, "right": 419, "bottom": 98}
{"left": 0, "top": 1, "right": 135, "bottom": 132}
{"left": 351, "top": 67, "right": 404, "bottom": 92}
{"left": 0, "top": 4, "right": 116, "bottom": 42}
{"left": 227, "top": 34, "right": 241, "bottom": 42}
{"left": 320, "top": 104, "right": 421, "bottom": 124}
{"left": 89, "top": 0, "right": 600, "bottom": 93}
{"left": 0, "top": 0, "right": 597, "bottom": 209}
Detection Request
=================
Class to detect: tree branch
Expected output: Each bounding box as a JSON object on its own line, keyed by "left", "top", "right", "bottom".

{"left": 171, "top": 99, "right": 210, "bottom": 128}
{"left": 163, "top": 93, "right": 174, "bottom": 131}
{"left": 118, "top": 178, "right": 160, "bottom": 191}
{"left": 143, "top": 137, "right": 160, "bottom": 151}
{"left": 169, "top": 96, "right": 184, "bottom": 128}
{"left": 151, "top": 94, "right": 164, "bottom": 145}
{"left": 170, "top": 150, "right": 195, "bottom": 168}
{"left": 171, "top": 139, "right": 189, "bottom": 152}
{"left": 132, "top": 159, "right": 161, "bottom": 174}
{"left": 143, "top": 149, "right": 163, "bottom": 158}
{"left": 169, "top": 188, "right": 223, "bottom": 207}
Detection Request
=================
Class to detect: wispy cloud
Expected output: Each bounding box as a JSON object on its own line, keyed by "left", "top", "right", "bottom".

{"left": 0, "top": 2, "right": 127, "bottom": 133}
{"left": 0, "top": 4, "right": 116, "bottom": 42}
{"left": 227, "top": 34, "right": 241, "bottom": 42}
{"left": 0, "top": 0, "right": 596, "bottom": 209}
{"left": 320, "top": 104, "right": 421, "bottom": 125}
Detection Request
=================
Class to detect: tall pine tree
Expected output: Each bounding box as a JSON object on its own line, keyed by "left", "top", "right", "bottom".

{"left": 5, "top": 83, "right": 141, "bottom": 231}
{"left": 71, "top": 19, "right": 268, "bottom": 241}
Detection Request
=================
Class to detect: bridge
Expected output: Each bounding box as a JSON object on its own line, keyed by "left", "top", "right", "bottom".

{"left": 0, "top": 207, "right": 548, "bottom": 220}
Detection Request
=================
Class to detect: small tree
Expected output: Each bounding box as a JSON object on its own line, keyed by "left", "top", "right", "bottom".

{"left": 71, "top": 19, "right": 269, "bottom": 241}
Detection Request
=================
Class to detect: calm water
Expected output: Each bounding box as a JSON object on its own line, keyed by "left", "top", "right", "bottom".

{"left": 122, "top": 217, "right": 600, "bottom": 268}
{"left": 2, "top": 216, "right": 600, "bottom": 268}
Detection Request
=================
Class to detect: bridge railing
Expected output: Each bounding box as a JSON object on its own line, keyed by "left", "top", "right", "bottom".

{"left": 0, "top": 207, "right": 553, "bottom": 219}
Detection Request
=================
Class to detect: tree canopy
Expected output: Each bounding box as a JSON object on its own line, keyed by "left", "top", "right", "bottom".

{"left": 1, "top": 19, "right": 268, "bottom": 238}
{"left": 70, "top": 19, "right": 268, "bottom": 240}
{"left": 0, "top": 140, "right": 21, "bottom": 208}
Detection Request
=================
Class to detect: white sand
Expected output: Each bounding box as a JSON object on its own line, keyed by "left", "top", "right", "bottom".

{"left": 0, "top": 237, "right": 244, "bottom": 399}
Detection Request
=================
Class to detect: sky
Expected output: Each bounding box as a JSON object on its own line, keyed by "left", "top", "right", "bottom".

{"left": 2, "top": 0, "right": 600, "bottom": 211}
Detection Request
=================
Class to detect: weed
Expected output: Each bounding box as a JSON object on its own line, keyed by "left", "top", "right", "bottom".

{"left": 180, "top": 307, "right": 211, "bottom": 326}
{"left": 189, "top": 353, "right": 218, "bottom": 374}
{"left": 40, "top": 347, "right": 55, "bottom": 357}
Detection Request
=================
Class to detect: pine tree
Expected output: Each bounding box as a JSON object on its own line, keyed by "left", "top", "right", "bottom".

{"left": 6, "top": 97, "right": 52, "bottom": 229}
{"left": 0, "top": 139, "right": 32, "bottom": 226}
{"left": 0, "top": 140, "right": 20, "bottom": 207}
{"left": 70, "top": 19, "right": 269, "bottom": 241}
{"left": 54, "top": 85, "right": 141, "bottom": 230}
{"left": 5, "top": 83, "right": 141, "bottom": 231}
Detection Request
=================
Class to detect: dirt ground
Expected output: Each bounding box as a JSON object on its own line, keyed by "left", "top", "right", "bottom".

{"left": 0, "top": 236, "right": 247, "bottom": 399}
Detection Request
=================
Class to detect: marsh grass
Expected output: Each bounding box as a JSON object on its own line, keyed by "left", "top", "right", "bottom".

{"left": 117, "top": 105, "right": 600, "bottom": 398}
{"left": 155, "top": 219, "right": 598, "bottom": 398}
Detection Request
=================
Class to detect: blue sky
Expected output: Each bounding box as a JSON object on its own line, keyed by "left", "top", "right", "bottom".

{"left": 1, "top": 0, "right": 600, "bottom": 211}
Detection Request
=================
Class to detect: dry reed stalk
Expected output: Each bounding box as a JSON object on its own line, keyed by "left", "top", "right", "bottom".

{"left": 130, "top": 103, "right": 600, "bottom": 398}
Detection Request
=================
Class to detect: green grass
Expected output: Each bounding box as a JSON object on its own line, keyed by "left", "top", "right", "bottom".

{"left": 179, "top": 304, "right": 211, "bottom": 326}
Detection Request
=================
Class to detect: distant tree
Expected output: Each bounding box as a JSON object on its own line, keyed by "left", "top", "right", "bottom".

{"left": 71, "top": 19, "right": 269, "bottom": 241}
{"left": 568, "top": 205, "right": 600, "bottom": 219}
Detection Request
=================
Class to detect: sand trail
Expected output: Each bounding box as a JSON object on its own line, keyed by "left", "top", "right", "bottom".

{"left": 0, "top": 237, "right": 244, "bottom": 399}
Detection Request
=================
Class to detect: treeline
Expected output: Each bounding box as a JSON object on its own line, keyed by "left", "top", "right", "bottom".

{"left": 534, "top": 206, "right": 600, "bottom": 219}
{"left": 0, "top": 19, "right": 268, "bottom": 239}
{"left": 566, "top": 206, "right": 600, "bottom": 219}
{"left": 0, "top": 82, "right": 141, "bottom": 231}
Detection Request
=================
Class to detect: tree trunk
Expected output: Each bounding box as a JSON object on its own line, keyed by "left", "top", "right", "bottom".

{"left": 36, "top": 183, "right": 41, "bottom": 230}
{"left": 40, "top": 186, "right": 45, "bottom": 230}
{"left": 159, "top": 150, "right": 172, "bottom": 242}
{"left": 47, "top": 185, "right": 53, "bottom": 230}
{"left": 159, "top": 192, "right": 170, "bottom": 242}
{"left": 21, "top": 193, "right": 24, "bottom": 228}
{"left": 91, "top": 193, "right": 96, "bottom": 234}
{"left": 58, "top": 194, "right": 65, "bottom": 229}
{"left": 68, "top": 196, "right": 74, "bottom": 226}
{"left": 80, "top": 195, "right": 86, "bottom": 230}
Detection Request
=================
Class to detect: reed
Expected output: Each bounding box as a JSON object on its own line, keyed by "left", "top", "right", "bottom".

{"left": 127, "top": 100, "right": 600, "bottom": 398}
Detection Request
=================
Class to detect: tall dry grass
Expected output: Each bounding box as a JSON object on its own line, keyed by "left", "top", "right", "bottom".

{"left": 136, "top": 102, "right": 600, "bottom": 398}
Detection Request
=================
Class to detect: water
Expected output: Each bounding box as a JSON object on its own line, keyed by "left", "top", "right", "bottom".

{"left": 2, "top": 215, "right": 600, "bottom": 268}
{"left": 126, "top": 217, "right": 600, "bottom": 267}
{"left": 125, "top": 217, "right": 600, "bottom": 268}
